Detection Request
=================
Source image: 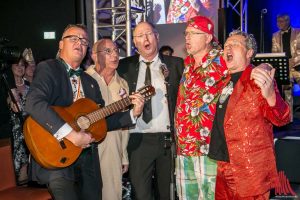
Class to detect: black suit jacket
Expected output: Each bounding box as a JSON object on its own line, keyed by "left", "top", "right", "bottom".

{"left": 118, "top": 54, "right": 184, "bottom": 133}
{"left": 25, "top": 59, "right": 132, "bottom": 184}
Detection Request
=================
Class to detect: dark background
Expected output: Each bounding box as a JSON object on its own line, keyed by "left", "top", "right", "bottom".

{"left": 0, "top": 0, "right": 77, "bottom": 61}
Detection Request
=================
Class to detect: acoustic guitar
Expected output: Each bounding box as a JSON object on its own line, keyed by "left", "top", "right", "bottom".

{"left": 24, "top": 85, "right": 155, "bottom": 169}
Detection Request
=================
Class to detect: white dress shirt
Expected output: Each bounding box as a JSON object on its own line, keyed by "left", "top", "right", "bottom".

{"left": 130, "top": 54, "right": 171, "bottom": 133}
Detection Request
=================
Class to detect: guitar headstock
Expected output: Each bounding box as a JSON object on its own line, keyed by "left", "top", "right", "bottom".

{"left": 137, "top": 85, "right": 155, "bottom": 101}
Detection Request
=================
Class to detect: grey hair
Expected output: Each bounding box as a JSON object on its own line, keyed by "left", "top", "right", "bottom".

{"left": 277, "top": 14, "right": 290, "bottom": 24}
{"left": 228, "top": 29, "right": 257, "bottom": 59}
{"left": 61, "top": 24, "right": 88, "bottom": 39}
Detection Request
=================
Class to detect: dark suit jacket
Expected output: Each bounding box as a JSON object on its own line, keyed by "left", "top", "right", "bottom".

{"left": 117, "top": 54, "right": 184, "bottom": 133}
{"left": 25, "top": 59, "right": 132, "bottom": 184}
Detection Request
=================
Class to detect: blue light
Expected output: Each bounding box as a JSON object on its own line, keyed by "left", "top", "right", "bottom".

{"left": 269, "top": 0, "right": 300, "bottom": 33}
{"left": 293, "top": 84, "right": 300, "bottom": 96}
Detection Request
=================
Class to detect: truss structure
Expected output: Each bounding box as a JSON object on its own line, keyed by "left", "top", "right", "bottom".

{"left": 92, "top": 0, "right": 146, "bottom": 56}
{"left": 225, "top": 0, "right": 248, "bottom": 32}
{"left": 92, "top": 0, "right": 249, "bottom": 56}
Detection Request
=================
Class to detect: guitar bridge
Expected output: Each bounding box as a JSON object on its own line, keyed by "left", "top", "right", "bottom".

{"left": 59, "top": 140, "right": 66, "bottom": 149}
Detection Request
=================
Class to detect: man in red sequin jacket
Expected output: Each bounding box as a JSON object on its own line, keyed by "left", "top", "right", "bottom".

{"left": 208, "top": 30, "right": 291, "bottom": 199}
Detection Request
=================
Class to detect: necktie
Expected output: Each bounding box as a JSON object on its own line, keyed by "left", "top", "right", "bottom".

{"left": 143, "top": 61, "right": 153, "bottom": 123}
{"left": 281, "top": 27, "right": 290, "bottom": 34}
{"left": 68, "top": 68, "right": 83, "bottom": 77}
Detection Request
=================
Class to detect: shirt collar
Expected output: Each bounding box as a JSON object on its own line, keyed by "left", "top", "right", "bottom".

{"left": 59, "top": 58, "right": 81, "bottom": 72}
{"left": 89, "top": 65, "right": 118, "bottom": 83}
{"left": 139, "top": 53, "right": 159, "bottom": 63}
{"left": 281, "top": 26, "right": 291, "bottom": 34}
{"left": 139, "top": 53, "right": 160, "bottom": 69}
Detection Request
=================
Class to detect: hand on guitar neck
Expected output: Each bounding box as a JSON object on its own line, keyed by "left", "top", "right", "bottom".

{"left": 64, "top": 91, "right": 144, "bottom": 148}
{"left": 129, "top": 92, "right": 145, "bottom": 118}
{"left": 65, "top": 130, "right": 95, "bottom": 149}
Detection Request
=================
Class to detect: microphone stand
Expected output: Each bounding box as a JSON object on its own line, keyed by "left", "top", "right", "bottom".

{"left": 160, "top": 61, "right": 177, "bottom": 200}
{"left": 260, "top": 9, "right": 267, "bottom": 53}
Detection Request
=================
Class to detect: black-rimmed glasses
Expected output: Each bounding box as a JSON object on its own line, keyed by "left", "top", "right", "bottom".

{"left": 62, "top": 35, "right": 89, "bottom": 46}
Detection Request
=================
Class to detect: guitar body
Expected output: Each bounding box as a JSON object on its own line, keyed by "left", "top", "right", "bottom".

{"left": 24, "top": 85, "right": 155, "bottom": 169}
{"left": 24, "top": 98, "right": 107, "bottom": 169}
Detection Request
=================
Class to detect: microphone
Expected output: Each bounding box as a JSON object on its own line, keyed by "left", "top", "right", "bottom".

{"left": 160, "top": 63, "right": 169, "bottom": 79}
{"left": 261, "top": 8, "right": 267, "bottom": 14}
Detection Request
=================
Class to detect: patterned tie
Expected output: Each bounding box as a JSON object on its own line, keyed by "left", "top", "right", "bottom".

{"left": 143, "top": 61, "right": 153, "bottom": 123}
{"left": 68, "top": 68, "right": 83, "bottom": 77}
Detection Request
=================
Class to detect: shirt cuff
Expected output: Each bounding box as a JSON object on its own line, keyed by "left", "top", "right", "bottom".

{"left": 130, "top": 110, "right": 137, "bottom": 124}
{"left": 54, "top": 123, "right": 73, "bottom": 141}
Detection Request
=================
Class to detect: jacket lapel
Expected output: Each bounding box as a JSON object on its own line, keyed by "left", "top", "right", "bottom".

{"left": 159, "top": 54, "right": 172, "bottom": 85}
{"left": 56, "top": 59, "right": 74, "bottom": 104}
{"left": 224, "top": 66, "right": 252, "bottom": 124}
{"left": 128, "top": 55, "right": 140, "bottom": 91}
{"left": 274, "top": 32, "right": 282, "bottom": 52}
{"left": 81, "top": 72, "right": 95, "bottom": 99}
{"left": 291, "top": 28, "right": 297, "bottom": 54}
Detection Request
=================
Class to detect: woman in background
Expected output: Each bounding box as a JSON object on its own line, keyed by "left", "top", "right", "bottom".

{"left": 23, "top": 48, "right": 36, "bottom": 83}
{"left": 8, "top": 56, "right": 30, "bottom": 185}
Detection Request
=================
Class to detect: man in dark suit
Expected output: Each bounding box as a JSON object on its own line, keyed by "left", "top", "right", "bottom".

{"left": 118, "top": 21, "right": 184, "bottom": 200}
{"left": 25, "top": 24, "right": 144, "bottom": 200}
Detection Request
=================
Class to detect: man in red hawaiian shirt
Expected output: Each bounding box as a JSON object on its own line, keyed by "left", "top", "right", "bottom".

{"left": 175, "top": 15, "right": 228, "bottom": 200}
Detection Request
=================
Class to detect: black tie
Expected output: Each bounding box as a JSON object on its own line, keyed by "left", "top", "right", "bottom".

{"left": 143, "top": 61, "right": 153, "bottom": 123}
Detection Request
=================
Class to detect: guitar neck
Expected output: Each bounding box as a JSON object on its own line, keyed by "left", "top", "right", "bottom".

{"left": 87, "top": 97, "right": 132, "bottom": 124}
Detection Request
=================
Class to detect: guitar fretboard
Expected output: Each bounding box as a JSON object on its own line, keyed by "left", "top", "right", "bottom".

{"left": 87, "top": 97, "right": 132, "bottom": 123}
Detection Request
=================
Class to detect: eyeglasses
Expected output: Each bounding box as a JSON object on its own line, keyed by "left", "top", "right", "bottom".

{"left": 183, "top": 31, "right": 206, "bottom": 37}
{"left": 224, "top": 40, "right": 245, "bottom": 49}
{"left": 62, "top": 35, "right": 89, "bottom": 46}
{"left": 96, "top": 48, "right": 120, "bottom": 55}
{"left": 133, "top": 32, "right": 156, "bottom": 38}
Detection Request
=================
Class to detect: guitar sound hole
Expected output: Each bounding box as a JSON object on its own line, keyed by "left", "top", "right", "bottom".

{"left": 76, "top": 115, "right": 91, "bottom": 130}
{"left": 60, "top": 157, "right": 67, "bottom": 163}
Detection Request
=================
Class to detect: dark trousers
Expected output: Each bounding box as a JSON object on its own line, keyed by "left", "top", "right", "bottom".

{"left": 47, "top": 146, "right": 102, "bottom": 200}
{"left": 128, "top": 133, "right": 172, "bottom": 200}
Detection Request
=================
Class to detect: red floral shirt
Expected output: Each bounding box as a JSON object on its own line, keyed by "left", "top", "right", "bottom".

{"left": 175, "top": 49, "right": 229, "bottom": 156}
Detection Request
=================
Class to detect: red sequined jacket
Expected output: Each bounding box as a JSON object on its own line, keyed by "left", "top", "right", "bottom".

{"left": 224, "top": 65, "right": 291, "bottom": 197}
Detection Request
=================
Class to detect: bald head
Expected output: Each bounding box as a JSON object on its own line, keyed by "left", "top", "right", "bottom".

{"left": 91, "top": 38, "right": 119, "bottom": 72}
{"left": 133, "top": 22, "right": 159, "bottom": 61}
{"left": 133, "top": 22, "right": 156, "bottom": 36}
{"left": 92, "top": 39, "right": 109, "bottom": 53}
